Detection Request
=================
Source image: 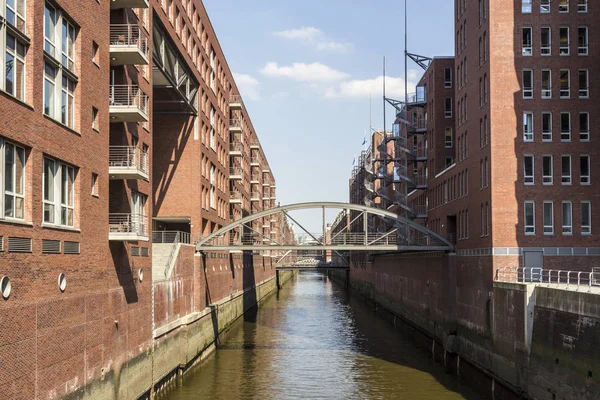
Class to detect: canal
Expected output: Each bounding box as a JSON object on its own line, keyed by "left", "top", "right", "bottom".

{"left": 163, "top": 272, "right": 487, "bottom": 399}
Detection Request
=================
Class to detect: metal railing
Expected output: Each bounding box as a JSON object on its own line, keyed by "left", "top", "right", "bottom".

{"left": 495, "top": 267, "right": 600, "bottom": 292}
{"left": 364, "top": 180, "right": 374, "bottom": 192}
{"left": 406, "top": 87, "right": 427, "bottom": 105}
{"left": 230, "top": 191, "right": 242, "bottom": 201}
{"left": 251, "top": 173, "right": 261, "bottom": 182}
{"left": 229, "top": 167, "right": 243, "bottom": 177}
{"left": 408, "top": 117, "right": 427, "bottom": 132}
{"left": 250, "top": 157, "right": 260, "bottom": 165}
{"left": 229, "top": 142, "right": 244, "bottom": 153}
{"left": 109, "top": 146, "right": 148, "bottom": 174}
{"left": 109, "top": 85, "right": 149, "bottom": 115}
{"left": 109, "top": 24, "right": 149, "bottom": 56}
{"left": 229, "top": 119, "right": 242, "bottom": 129}
{"left": 229, "top": 94, "right": 243, "bottom": 105}
{"left": 251, "top": 192, "right": 261, "bottom": 200}
{"left": 152, "top": 231, "right": 191, "bottom": 244}
{"left": 412, "top": 146, "right": 428, "bottom": 159}
{"left": 109, "top": 213, "right": 147, "bottom": 237}
{"left": 410, "top": 203, "right": 428, "bottom": 217}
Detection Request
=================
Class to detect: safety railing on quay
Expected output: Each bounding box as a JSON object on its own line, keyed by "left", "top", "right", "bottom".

{"left": 495, "top": 267, "right": 600, "bottom": 292}
{"left": 109, "top": 24, "right": 149, "bottom": 55}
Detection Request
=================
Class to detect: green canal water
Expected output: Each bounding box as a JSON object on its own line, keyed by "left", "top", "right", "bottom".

{"left": 163, "top": 272, "right": 487, "bottom": 400}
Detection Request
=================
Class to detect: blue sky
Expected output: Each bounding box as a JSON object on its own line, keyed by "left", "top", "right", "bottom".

{"left": 204, "top": 0, "right": 455, "bottom": 232}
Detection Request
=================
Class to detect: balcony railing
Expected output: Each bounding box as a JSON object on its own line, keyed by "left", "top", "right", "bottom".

{"left": 251, "top": 173, "right": 260, "bottom": 182}
{"left": 109, "top": 25, "right": 149, "bottom": 65}
{"left": 229, "top": 119, "right": 242, "bottom": 131}
{"left": 110, "top": 0, "right": 148, "bottom": 9}
{"left": 229, "top": 191, "right": 242, "bottom": 203}
{"left": 152, "top": 230, "right": 191, "bottom": 244}
{"left": 109, "top": 146, "right": 148, "bottom": 178}
{"left": 249, "top": 139, "right": 260, "bottom": 149}
{"left": 251, "top": 192, "right": 261, "bottom": 201}
{"left": 229, "top": 167, "right": 243, "bottom": 179}
{"left": 406, "top": 87, "right": 427, "bottom": 106}
{"left": 408, "top": 117, "right": 428, "bottom": 133}
{"left": 412, "top": 146, "right": 428, "bottom": 160}
{"left": 229, "top": 142, "right": 244, "bottom": 155}
{"left": 109, "top": 213, "right": 148, "bottom": 240}
{"left": 250, "top": 157, "right": 260, "bottom": 166}
{"left": 229, "top": 94, "right": 243, "bottom": 109}
{"left": 109, "top": 85, "right": 149, "bottom": 122}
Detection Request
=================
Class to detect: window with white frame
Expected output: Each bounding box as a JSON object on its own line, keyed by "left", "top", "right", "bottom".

{"left": 580, "top": 155, "right": 590, "bottom": 184}
{"left": 541, "top": 0, "right": 550, "bottom": 12}
{"left": 522, "top": 0, "right": 532, "bottom": 13}
{"left": 543, "top": 202, "right": 554, "bottom": 234}
{"left": 543, "top": 155, "right": 553, "bottom": 184}
{"left": 542, "top": 112, "right": 552, "bottom": 141}
{"left": 581, "top": 201, "right": 591, "bottom": 234}
{"left": 560, "top": 27, "right": 570, "bottom": 55}
{"left": 43, "top": 156, "right": 75, "bottom": 227}
{"left": 523, "top": 112, "right": 534, "bottom": 141}
{"left": 0, "top": 138, "right": 25, "bottom": 220}
{"left": 561, "top": 155, "right": 571, "bottom": 184}
{"left": 445, "top": 97, "right": 452, "bottom": 118}
{"left": 562, "top": 201, "right": 573, "bottom": 234}
{"left": 524, "top": 201, "right": 535, "bottom": 234}
{"left": 44, "top": 3, "right": 78, "bottom": 129}
{"left": 523, "top": 69, "right": 533, "bottom": 98}
{"left": 209, "top": 163, "right": 215, "bottom": 209}
{"left": 1, "top": 0, "right": 27, "bottom": 101}
{"left": 578, "top": 27, "right": 588, "bottom": 55}
{"left": 445, "top": 127, "right": 453, "bottom": 148}
{"left": 524, "top": 155, "right": 534, "bottom": 185}
{"left": 579, "top": 112, "right": 589, "bottom": 141}
{"left": 444, "top": 67, "right": 452, "bottom": 88}
{"left": 578, "top": 69, "right": 589, "bottom": 98}
{"left": 541, "top": 27, "right": 551, "bottom": 56}
{"left": 560, "top": 112, "right": 571, "bottom": 141}
{"left": 560, "top": 69, "right": 570, "bottom": 98}
{"left": 559, "top": 0, "right": 569, "bottom": 12}
{"left": 209, "top": 106, "right": 215, "bottom": 150}
{"left": 522, "top": 27, "right": 532, "bottom": 56}
{"left": 578, "top": 0, "right": 587, "bottom": 12}
{"left": 541, "top": 70, "right": 551, "bottom": 98}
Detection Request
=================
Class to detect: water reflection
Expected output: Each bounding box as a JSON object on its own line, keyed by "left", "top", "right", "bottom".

{"left": 165, "top": 272, "right": 486, "bottom": 400}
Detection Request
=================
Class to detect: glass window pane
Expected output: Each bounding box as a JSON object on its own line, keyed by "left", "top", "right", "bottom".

{"left": 15, "top": 146, "right": 24, "bottom": 194}
{"left": 4, "top": 195, "right": 14, "bottom": 218}
{"left": 15, "top": 197, "right": 24, "bottom": 219}
{"left": 44, "top": 159, "right": 54, "bottom": 201}
{"left": 5, "top": 143, "right": 14, "bottom": 192}
{"left": 5, "top": 52, "right": 14, "bottom": 95}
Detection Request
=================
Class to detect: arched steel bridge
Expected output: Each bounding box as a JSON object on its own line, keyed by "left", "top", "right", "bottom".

{"left": 196, "top": 202, "right": 454, "bottom": 253}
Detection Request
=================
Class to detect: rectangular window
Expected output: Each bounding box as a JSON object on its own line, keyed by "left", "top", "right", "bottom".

{"left": 209, "top": 106, "right": 215, "bottom": 150}
{"left": 61, "top": 77, "right": 75, "bottom": 128}
{"left": 580, "top": 155, "right": 590, "bottom": 184}
{"left": 444, "top": 97, "right": 452, "bottom": 118}
{"left": 523, "top": 112, "right": 534, "bottom": 141}
{"left": 61, "top": 19, "right": 76, "bottom": 71}
{"left": 542, "top": 112, "right": 552, "bottom": 141}
{"left": 5, "top": 34, "right": 27, "bottom": 101}
{"left": 543, "top": 155, "right": 553, "bottom": 184}
{"left": 541, "top": 70, "right": 551, "bottom": 98}
{"left": 561, "top": 112, "right": 571, "bottom": 141}
{"left": 559, "top": 0, "right": 569, "bottom": 12}
{"left": 92, "top": 41, "right": 99, "bottom": 66}
{"left": 445, "top": 128, "right": 453, "bottom": 148}
{"left": 523, "top": 69, "right": 533, "bottom": 98}
{"left": 1, "top": 139, "right": 26, "bottom": 220}
{"left": 44, "top": 4, "right": 57, "bottom": 56}
{"left": 522, "top": 27, "right": 532, "bottom": 56}
{"left": 525, "top": 201, "right": 535, "bottom": 235}
{"left": 92, "top": 107, "right": 98, "bottom": 130}
{"left": 541, "top": 0, "right": 551, "bottom": 12}
{"left": 578, "top": 27, "right": 588, "bottom": 55}
{"left": 209, "top": 164, "right": 215, "bottom": 209}
{"left": 560, "top": 27, "right": 570, "bottom": 55}
{"left": 43, "top": 157, "right": 75, "bottom": 227}
{"left": 43, "top": 62, "right": 57, "bottom": 117}
{"left": 561, "top": 155, "right": 572, "bottom": 184}
{"left": 581, "top": 201, "right": 591, "bottom": 234}
{"left": 578, "top": 69, "right": 589, "bottom": 98}
{"left": 524, "top": 155, "right": 534, "bottom": 185}
{"left": 444, "top": 67, "right": 452, "bottom": 88}
{"left": 560, "top": 70, "right": 570, "bottom": 98}
{"left": 578, "top": 0, "right": 588, "bottom": 12}
{"left": 541, "top": 27, "right": 551, "bottom": 55}
{"left": 522, "top": 0, "right": 532, "bottom": 13}
{"left": 543, "top": 201, "right": 554, "bottom": 234}
{"left": 562, "top": 201, "right": 573, "bottom": 234}
{"left": 91, "top": 173, "right": 98, "bottom": 196}
{"left": 579, "top": 112, "right": 589, "bottom": 141}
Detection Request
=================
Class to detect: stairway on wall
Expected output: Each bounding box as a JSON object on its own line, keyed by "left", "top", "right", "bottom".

{"left": 152, "top": 243, "right": 181, "bottom": 281}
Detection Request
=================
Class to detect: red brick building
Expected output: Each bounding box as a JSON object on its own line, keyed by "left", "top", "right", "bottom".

{"left": 0, "top": 0, "right": 278, "bottom": 398}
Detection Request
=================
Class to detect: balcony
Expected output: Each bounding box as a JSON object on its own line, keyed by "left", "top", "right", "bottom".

{"left": 110, "top": 25, "right": 149, "bottom": 66}
{"left": 110, "top": 0, "right": 148, "bottom": 9}
{"left": 411, "top": 146, "right": 428, "bottom": 162}
{"left": 109, "top": 214, "right": 148, "bottom": 241}
{"left": 229, "top": 119, "right": 242, "bottom": 133}
{"left": 250, "top": 157, "right": 260, "bottom": 166}
{"left": 109, "top": 85, "right": 149, "bottom": 122}
{"left": 230, "top": 94, "right": 243, "bottom": 110}
{"left": 250, "top": 140, "right": 260, "bottom": 150}
{"left": 406, "top": 86, "right": 427, "bottom": 108}
{"left": 410, "top": 204, "right": 428, "bottom": 219}
{"left": 407, "top": 117, "right": 427, "bottom": 134}
{"left": 412, "top": 174, "right": 428, "bottom": 190}
{"left": 229, "top": 191, "right": 242, "bottom": 204}
{"left": 229, "top": 142, "right": 243, "bottom": 156}
{"left": 109, "top": 146, "right": 149, "bottom": 180}
{"left": 364, "top": 180, "right": 374, "bottom": 192}
{"left": 229, "top": 167, "right": 243, "bottom": 180}
{"left": 251, "top": 174, "right": 260, "bottom": 184}
{"left": 251, "top": 192, "right": 261, "bottom": 202}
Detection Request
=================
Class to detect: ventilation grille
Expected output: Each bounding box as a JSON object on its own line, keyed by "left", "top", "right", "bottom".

{"left": 141, "top": 247, "right": 149, "bottom": 257}
{"left": 64, "top": 241, "right": 80, "bottom": 254}
{"left": 0, "top": 236, "right": 3, "bottom": 252}
{"left": 131, "top": 246, "right": 140, "bottom": 256}
{"left": 42, "top": 240, "right": 61, "bottom": 254}
{"left": 8, "top": 237, "right": 32, "bottom": 253}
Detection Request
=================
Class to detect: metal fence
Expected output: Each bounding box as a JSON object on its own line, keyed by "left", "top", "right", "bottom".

{"left": 496, "top": 267, "right": 600, "bottom": 291}
{"left": 109, "top": 85, "right": 149, "bottom": 114}
{"left": 109, "top": 24, "right": 149, "bottom": 55}
{"left": 109, "top": 146, "right": 148, "bottom": 173}
{"left": 109, "top": 214, "right": 147, "bottom": 237}
{"left": 152, "top": 231, "right": 191, "bottom": 244}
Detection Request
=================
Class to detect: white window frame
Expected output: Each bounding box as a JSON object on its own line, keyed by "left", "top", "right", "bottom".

{"left": 523, "top": 69, "right": 533, "bottom": 98}
{"left": 209, "top": 106, "right": 215, "bottom": 150}
{"left": 541, "top": 26, "right": 551, "bottom": 56}
{"left": 578, "top": 69, "right": 589, "bottom": 98}
{"left": 445, "top": 127, "right": 453, "bottom": 148}
{"left": 0, "top": 138, "right": 26, "bottom": 221}
{"left": 542, "top": 112, "right": 552, "bottom": 141}
{"left": 523, "top": 112, "right": 534, "bottom": 142}
{"left": 559, "top": 0, "right": 570, "bottom": 12}
{"left": 562, "top": 201, "right": 573, "bottom": 235}
{"left": 524, "top": 201, "right": 535, "bottom": 235}
{"left": 578, "top": 27, "right": 588, "bottom": 55}
{"left": 560, "top": 112, "right": 571, "bottom": 141}
{"left": 522, "top": 0, "right": 532, "bottom": 13}
{"left": 560, "top": 26, "right": 570, "bottom": 55}
{"left": 444, "top": 97, "right": 452, "bottom": 118}
{"left": 43, "top": 156, "right": 75, "bottom": 227}
{"left": 579, "top": 112, "right": 589, "bottom": 141}
{"left": 541, "top": 0, "right": 550, "bottom": 12}
{"left": 580, "top": 154, "right": 590, "bottom": 185}
{"left": 524, "top": 155, "right": 534, "bottom": 185}
{"left": 3, "top": 30, "right": 27, "bottom": 101}
{"left": 541, "top": 69, "right": 552, "bottom": 99}
{"left": 444, "top": 67, "right": 452, "bottom": 88}
{"left": 542, "top": 155, "right": 553, "bottom": 185}
{"left": 561, "top": 155, "right": 572, "bottom": 185}
{"left": 543, "top": 201, "right": 554, "bottom": 235}
{"left": 581, "top": 201, "right": 591, "bottom": 235}
{"left": 560, "top": 69, "right": 570, "bottom": 98}
{"left": 209, "top": 163, "right": 215, "bottom": 209}
{"left": 522, "top": 26, "right": 532, "bottom": 56}
{"left": 577, "top": 0, "right": 588, "bottom": 12}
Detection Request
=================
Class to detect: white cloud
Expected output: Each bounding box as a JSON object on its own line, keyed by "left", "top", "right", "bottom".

{"left": 324, "top": 70, "right": 421, "bottom": 99}
{"left": 273, "top": 26, "right": 352, "bottom": 53}
{"left": 233, "top": 73, "right": 261, "bottom": 101}
{"left": 260, "top": 62, "right": 350, "bottom": 83}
